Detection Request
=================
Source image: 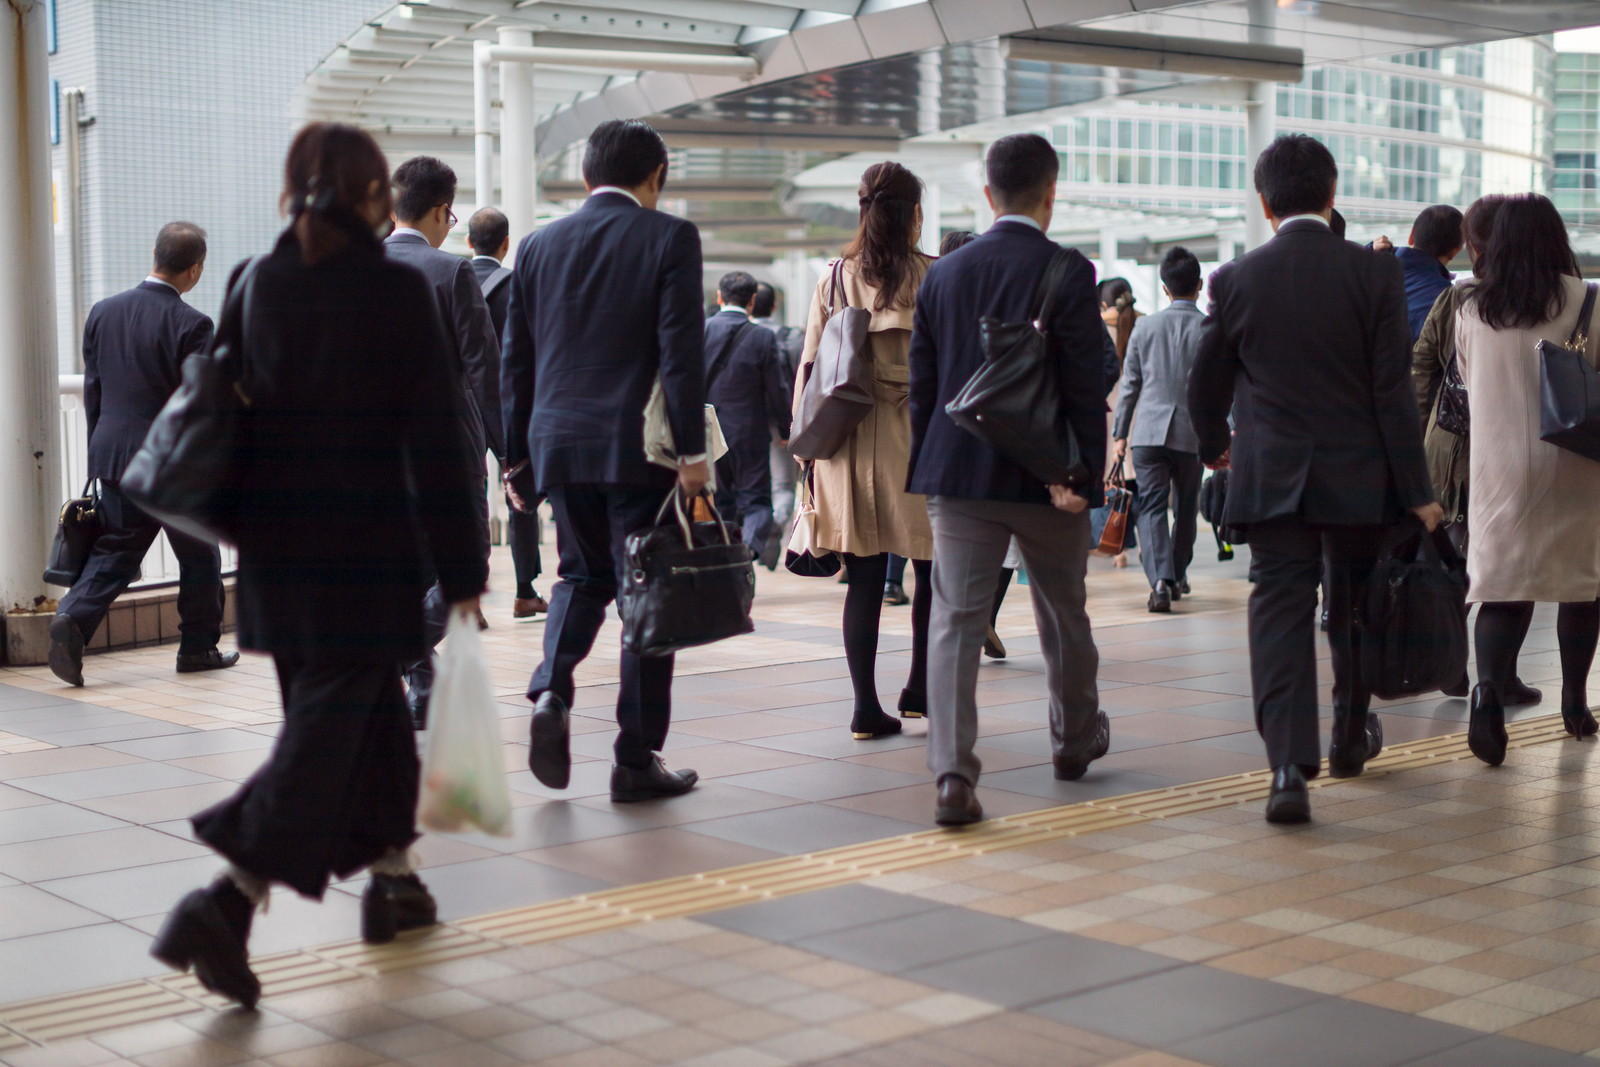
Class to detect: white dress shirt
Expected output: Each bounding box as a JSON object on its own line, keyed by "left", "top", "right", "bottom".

{"left": 143, "top": 275, "right": 178, "bottom": 293}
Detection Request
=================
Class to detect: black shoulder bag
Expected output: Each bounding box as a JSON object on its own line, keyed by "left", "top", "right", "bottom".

{"left": 619, "top": 489, "right": 756, "bottom": 657}
{"left": 1539, "top": 282, "right": 1600, "bottom": 462}
{"left": 121, "top": 257, "right": 264, "bottom": 543}
{"left": 944, "top": 248, "right": 1090, "bottom": 487}
{"left": 43, "top": 480, "right": 104, "bottom": 587}
{"left": 1359, "top": 519, "right": 1469, "bottom": 700}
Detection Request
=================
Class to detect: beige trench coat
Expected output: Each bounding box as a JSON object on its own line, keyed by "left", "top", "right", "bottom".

{"left": 794, "top": 257, "right": 933, "bottom": 560}
{"left": 1457, "top": 274, "right": 1600, "bottom": 605}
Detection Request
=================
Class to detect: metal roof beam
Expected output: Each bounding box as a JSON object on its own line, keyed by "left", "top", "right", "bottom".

{"left": 1001, "top": 27, "right": 1305, "bottom": 82}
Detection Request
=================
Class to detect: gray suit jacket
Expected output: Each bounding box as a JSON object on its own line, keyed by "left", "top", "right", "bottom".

{"left": 384, "top": 231, "right": 503, "bottom": 462}
{"left": 1111, "top": 300, "right": 1203, "bottom": 452}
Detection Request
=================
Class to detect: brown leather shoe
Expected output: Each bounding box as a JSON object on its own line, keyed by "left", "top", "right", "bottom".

{"left": 513, "top": 594, "right": 549, "bottom": 619}
{"left": 935, "top": 774, "right": 983, "bottom": 826}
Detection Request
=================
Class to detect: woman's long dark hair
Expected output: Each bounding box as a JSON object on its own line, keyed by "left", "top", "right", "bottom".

{"left": 841, "top": 161, "right": 926, "bottom": 311}
{"left": 1462, "top": 194, "right": 1506, "bottom": 278}
{"left": 1467, "top": 193, "right": 1580, "bottom": 330}
{"left": 284, "top": 123, "right": 391, "bottom": 265}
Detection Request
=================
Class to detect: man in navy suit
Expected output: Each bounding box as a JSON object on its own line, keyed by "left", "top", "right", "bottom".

{"left": 501, "top": 120, "right": 709, "bottom": 803}
{"left": 1189, "top": 134, "right": 1441, "bottom": 824}
{"left": 704, "top": 271, "right": 791, "bottom": 560}
{"left": 908, "top": 134, "right": 1110, "bottom": 826}
{"left": 49, "top": 223, "right": 234, "bottom": 686}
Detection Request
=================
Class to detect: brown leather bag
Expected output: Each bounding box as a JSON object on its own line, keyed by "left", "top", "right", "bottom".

{"left": 789, "top": 260, "right": 874, "bottom": 461}
{"left": 1093, "top": 468, "right": 1132, "bottom": 556}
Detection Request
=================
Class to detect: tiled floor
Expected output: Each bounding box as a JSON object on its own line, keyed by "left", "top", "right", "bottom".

{"left": 0, "top": 532, "right": 1594, "bottom": 1065}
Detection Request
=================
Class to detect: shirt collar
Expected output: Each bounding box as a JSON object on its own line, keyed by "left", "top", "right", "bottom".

{"left": 471, "top": 254, "right": 502, "bottom": 264}
{"left": 993, "top": 214, "right": 1044, "bottom": 232}
{"left": 391, "top": 226, "right": 431, "bottom": 243}
{"left": 590, "top": 186, "right": 643, "bottom": 207}
{"left": 143, "top": 275, "right": 178, "bottom": 293}
{"left": 717, "top": 306, "right": 750, "bottom": 318}
{"left": 1278, "top": 213, "right": 1330, "bottom": 230}
{"left": 1169, "top": 299, "right": 1198, "bottom": 309}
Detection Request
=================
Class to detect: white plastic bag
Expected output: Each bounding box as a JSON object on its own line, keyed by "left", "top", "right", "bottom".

{"left": 417, "top": 611, "right": 512, "bottom": 836}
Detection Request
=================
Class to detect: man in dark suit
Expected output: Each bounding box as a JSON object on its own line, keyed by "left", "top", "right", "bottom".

{"left": 908, "top": 134, "right": 1110, "bottom": 826}
{"left": 704, "top": 270, "right": 790, "bottom": 559}
{"left": 49, "top": 223, "right": 235, "bottom": 686}
{"left": 501, "top": 119, "right": 708, "bottom": 803}
{"left": 1189, "top": 134, "right": 1442, "bottom": 825}
{"left": 468, "top": 206, "right": 546, "bottom": 621}
{"left": 385, "top": 157, "right": 501, "bottom": 722}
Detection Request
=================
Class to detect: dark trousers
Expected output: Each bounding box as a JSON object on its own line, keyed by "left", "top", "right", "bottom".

{"left": 60, "top": 481, "right": 223, "bottom": 651}
{"left": 191, "top": 656, "right": 418, "bottom": 899}
{"left": 714, "top": 445, "right": 774, "bottom": 557}
{"left": 405, "top": 483, "right": 489, "bottom": 710}
{"left": 1246, "top": 519, "right": 1383, "bottom": 771}
{"left": 508, "top": 500, "right": 542, "bottom": 590}
{"left": 529, "top": 484, "right": 676, "bottom": 768}
{"left": 1131, "top": 446, "right": 1201, "bottom": 590}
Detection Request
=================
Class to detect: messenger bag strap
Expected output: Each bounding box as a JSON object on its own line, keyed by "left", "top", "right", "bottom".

{"left": 705, "top": 320, "right": 756, "bottom": 391}
{"left": 1030, "top": 247, "right": 1076, "bottom": 330}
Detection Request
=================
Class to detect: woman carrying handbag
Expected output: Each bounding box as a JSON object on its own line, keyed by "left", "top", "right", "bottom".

{"left": 792, "top": 161, "right": 934, "bottom": 740}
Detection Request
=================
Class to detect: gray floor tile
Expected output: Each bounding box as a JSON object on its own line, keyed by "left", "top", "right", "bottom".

{"left": 688, "top": 805, "right": 924, "bottom": 854}
{"left": 905, "top": 934, "right": 1178, "bottom": 1009}
{"left": 1401, "top": 1036, "right": 1590, "bottom": 1067}
{"left": 401, "top": 856, "right": 610, "bottom": 920}
{"left": 36, "top": 855, "right": 224, "bottom": 920}
{"left": 0, "top": 686, "right": 94, "bottom": 714}
{"left": 700, "top": 884, "right": 941, "bottom": 942}
{"left": 0, "top": 922, "right": 167, "bottom": 1002}
{"left": 9, "top": 763, "right": 221, "bottom": 803}
{"left": 979, "top": 763, "right": 1179, "bottom": 802}
{"left": 744, "top": 729, "right": 923, "bottom": 759}
{"left": 1168, "top": 998, "right": 1478, "bottom": 1067}
{"left": 504, "top": 761, "right": 617, "bottom": 801}
{"left": 21, "top": 722, "right": 197, "bottom": 747}
{"left": 0, "top": 826, "right": 211, "bottom": 882}
{"left": 446, "top": 799, "right": 656, "bottom": 854}
{"left": 795, "top": 907, "right": 1040, "bottom": 973}
{"left": 0, "top": 884, "right": 112, "bottom": 938}
{"left": 1028, "top": 963, "right": 1319, "bottom": 1043}
{"left": 715, "top": 762, "right": 924, "bottom": 801}
{"left": 0, "top": 803, "right": 129, "bottom": 846}
{"left": 100, "top": 728, "right": 272, "bottom": 760}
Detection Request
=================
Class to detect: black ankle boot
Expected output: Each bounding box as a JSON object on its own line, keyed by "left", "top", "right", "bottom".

{"left": 1468, "top": 683, "right": 1508, "bottom": 766}
{"left": 1562, "top": 692, "right": 1598, "bottom": 738}
{"left": 151, "top": 879, "right": 260, "bottom": 1009}
{"left": 851, "top": 707, "right": 902, "bottom": 740}
{"left": 362, "top": 872, "right": 438, "bottom": 944}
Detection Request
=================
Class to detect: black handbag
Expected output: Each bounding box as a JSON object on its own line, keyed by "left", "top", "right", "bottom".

{"left": 42, "top": 480, "right": 104, "bottom": 587}
{"left": 1539, "top": 282, "right": 1600, "bottom": 462}
{"left": 1359, "top": 520, "right": 1469, "bottom": 701}
{"left": 121, "top": 257, "right": 263, "bottom": 543}
{"left": 1198, "top": 469, "right": 1237, "bottom": 561}
{"left": 619, "top": 489, "right": 756, "bottom": 657}
{"left": 1435, "top": 353, "right": 1470, "bottom": 437}
{"left": 944, "top": 248, "right": 1090, "bottom": 488}
{"left": 783, "top": 467, "right": 840, "bottom": 578}
{"left": 790, "top": 261, "right": 874, "bottom": 461}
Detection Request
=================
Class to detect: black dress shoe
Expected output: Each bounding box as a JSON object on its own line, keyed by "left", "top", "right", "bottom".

{"left": 897, "top": 688, "right": 926, "bottom": 720}
{"left": 1054, "top": 711, "right": 1111, "bottom": 781}
{"left": 1147, "top": 587, "right": 1171, "bottom": 614}
{"left": 1265, "top": 765, "right": 1311, "bottom": 825}
{"left": 1503, "top": 679, "right": 1543, "bottom": 707}
{"left": 1163, "top": 579, "right": 1182, "bottom": 603}
{"left": 151, "top": 881, "right": 260, "bottom": 1009}
{"left": 882, "top": 581, "right": 909, "bottom": 606}
{"left": 1468, "top": 683, "right": 1508, "bottom": 767}
{"left": 175, "top": 648, "right": 241, "bottom": 674}
{"left": 1178, "top": 578, "right": 1190, "bottom": 596}
{"left": 1327, "top": 712, "right": 1384, "bottom": 779}
{"left": 48, "top": 614, "right": 84, "bottom": 687}
{"left": 1563, "top": 703, "right": 1599, "bottom": 738}
{"left": 935, "top": 774, "right": 983, "bottom": 826}
{"left": 1319, "top": 608, "right": 1329, "bottom": 633}
{"left": 851, "top": 707, "right": 903, "bottom": 740}
{"left": 362, "top": 873, "right": 438, "bottom": 944}
{"left": 527, "top": 692, "right": 571, "bottom": 789}
{"left": 611, "top": 756, "right": 698, "bottom": 802}
{"left": 982, "top": 627, "right": 1007, "bottom": 660}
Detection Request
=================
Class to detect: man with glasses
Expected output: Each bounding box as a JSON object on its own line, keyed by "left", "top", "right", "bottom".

{"left": 386, "top": 155, "right": 502, "bottom": 726}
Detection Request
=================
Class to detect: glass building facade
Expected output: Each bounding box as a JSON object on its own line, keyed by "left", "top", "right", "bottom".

{"left": 1050, "top": 38, "right": 1556, "bottom": 226}
{"left": 1554, "top": 51, "right": 1600, "bottom": 226}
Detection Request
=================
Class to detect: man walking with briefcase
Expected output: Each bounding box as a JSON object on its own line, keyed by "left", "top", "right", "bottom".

{"left": 49, "top": 223, "right": 234, "bottom": 687}
{"left": 500, "top": 120, "right": 708, "bottom": 803}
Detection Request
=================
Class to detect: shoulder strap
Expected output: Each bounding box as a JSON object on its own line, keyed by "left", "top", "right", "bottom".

{"left": 481, "top": 266, "right": 512, "bottom": 300}
{"left": 828, "top": 259, "right": 850, "bottom": 315}
{"left": 706, "top": 320, "right": 757, "bottom": 390}
{"left": 1032, "top": 247, "right": 1075, "bottom": 328}
{"left": 1568, "top": 283, "right": 1599, "bottom": 350}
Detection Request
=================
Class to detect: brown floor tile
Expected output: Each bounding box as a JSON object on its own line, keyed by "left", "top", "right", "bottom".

{"left": 517, "top": 827, "right": 780, "bottom": 884}
{"left": 1345, "top": 980, "right": 1456, "bottom": 1014}
{"left": 1501, "top": 1015, "right": 1600, "bottom": 1053}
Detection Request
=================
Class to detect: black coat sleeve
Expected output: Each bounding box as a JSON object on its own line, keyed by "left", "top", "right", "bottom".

{"left": 757, "top": 329, "right": 791, "bottom": 441}
{"left": 657, "top": 220, "right": 707, "bottom": 458}
{"left": 1368, "top": 255, "right": 1435, "bottom": 509}
{"left": 906, "top": 278, "right": 939, "bottom": 486}
{"left": 451, "top": 259, "right": 504, "bottom": 459}
{"left": 82, "top": 310, "right": 101, "bottom": 447}
{"left": 1189, "top": 271, "right": 1240, "bottom": 465}
{"left": 499, "top": 236, "right": 535, "bottom": 475}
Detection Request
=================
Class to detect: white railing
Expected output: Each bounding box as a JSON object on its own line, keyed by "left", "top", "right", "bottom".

{"left": 58, "top": 375, "right": 238, "bottom": 587}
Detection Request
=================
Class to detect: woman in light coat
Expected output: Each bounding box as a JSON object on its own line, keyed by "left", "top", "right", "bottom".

{"left": 1456, "top": 193, "right": 1600, "bottom": 765}
{"left": 795, "top": 161, "right": 933, "bottom": 740}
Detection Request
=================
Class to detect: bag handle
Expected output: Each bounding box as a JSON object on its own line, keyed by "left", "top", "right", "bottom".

{"left": 1031, "top": 247, "right": 1076, "bottom": 331}
{"left": 826, "top": 259, "right": 851, "bottom": 317}
{"left": 214, "top": 255, "right": 266, "bottom": 402}
{"left": 651, "top": 487, "right": 736, "bottom": 549}
{"left": 1565, "top": 283, "right": 1598, "bottom": 352}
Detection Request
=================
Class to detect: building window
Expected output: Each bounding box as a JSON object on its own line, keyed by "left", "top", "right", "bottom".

{"left": 46, "top": 0, "right": 57, "bottom": 54}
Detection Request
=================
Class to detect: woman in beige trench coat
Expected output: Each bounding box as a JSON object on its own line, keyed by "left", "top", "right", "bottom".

{"left": 795, "top": 161, "right": 934, "bottom": 740}
{"left": 1455, "top": 193, "right": 1600, "bottom": 766}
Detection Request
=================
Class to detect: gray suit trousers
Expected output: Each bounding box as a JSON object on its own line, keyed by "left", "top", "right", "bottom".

{"left": 926, "top": 497, "right": 1100, "bottom": 786}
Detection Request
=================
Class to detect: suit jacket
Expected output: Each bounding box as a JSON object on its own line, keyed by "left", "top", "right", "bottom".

{"left": 82, "top": 281, "right": 214, "bottom": 483}
{"left": 471, "top": 254, "right": 513, "bottom": 340}
{"left": 229, "top": 231, "right": 488, "bottom": 659}
{"left": 1188, "top": 218, "right": 1432, "bottom": 527}
{"left": 1111, "top": 300, "right": 1204, "bottom": 452}
{"left": 384, "top": 232, "right": 503, "bottom": 460}
{"left": 501, "top": 192, "right": 705, "bottom": 491}
{"left": 704, "top": 309, "right": 790, "bottom": 450}
{"left": 907, "top": 221, "right": 1108, "bottom": 507}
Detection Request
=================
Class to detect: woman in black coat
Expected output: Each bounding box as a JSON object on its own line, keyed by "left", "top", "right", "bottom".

{"left": 150, "top": 123, "right": 488, "bottom": 1008}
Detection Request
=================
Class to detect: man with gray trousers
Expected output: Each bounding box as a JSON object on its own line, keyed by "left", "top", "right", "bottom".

{"left": 1112, "top": 246, "right": 1206, "bottom": 614}
{"left": 908, "top": 133, "right": 1110, "bottom": 826}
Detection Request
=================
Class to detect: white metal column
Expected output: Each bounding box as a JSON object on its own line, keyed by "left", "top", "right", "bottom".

{"left": 499, "top": 27, "right": 537, "bottom": 258}
{"left": 0, "top": 0, "right": 62, "bottom": 611}
{"left": 473, "top": 39, "right": 495, "bottom": 216}
{"left": 1243, "top": 0, "right": 1277, "bottom": 251}
{"left": 919, "top": 183, "right": 943, "bottom": 256}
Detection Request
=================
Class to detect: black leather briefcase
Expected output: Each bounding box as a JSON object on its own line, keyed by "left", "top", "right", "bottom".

{"left": 42, "top": 481, "right": 104, "bottom": 587}
{"left": 619, "top": 490, "right": 756, "bottom": 657}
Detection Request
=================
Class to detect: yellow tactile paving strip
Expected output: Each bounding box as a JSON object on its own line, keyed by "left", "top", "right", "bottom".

{"left": 0, "top": 710, "right": 1566, "bottom": 1051}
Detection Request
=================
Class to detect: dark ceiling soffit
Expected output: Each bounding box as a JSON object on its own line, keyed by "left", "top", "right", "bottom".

{"left": 1002, "top": 27, "right": 1305, "bottom": 83}
{"left": 651, "top": 118, "right": 902, "bottom": 152}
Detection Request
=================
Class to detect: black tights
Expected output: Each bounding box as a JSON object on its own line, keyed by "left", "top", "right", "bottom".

{"left": 842, "top": 553, "right": 930, "bottom": 714}
{"left": 1475, "top": 599, "right": 1600, "bottom": 708}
